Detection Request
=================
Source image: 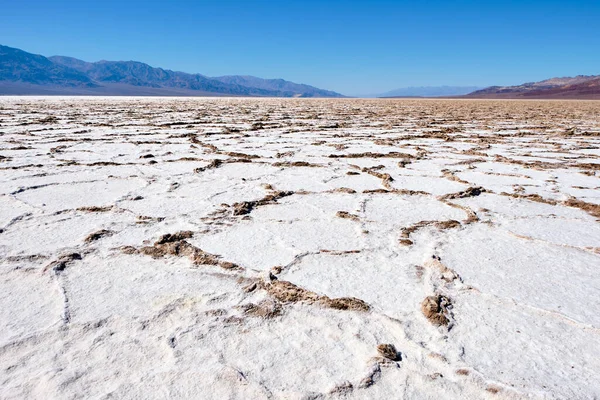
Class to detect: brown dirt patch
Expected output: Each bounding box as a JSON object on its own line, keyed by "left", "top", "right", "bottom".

{"left": 500, "top": 192, "right": 557, "bottom": 205}
{"left": 440, "top": 186, "right": 485, "bottom": 200}
{"left": 329, "top": 187, "right": 357, "bottom": 194}
{"left": 130, "top": 232, "right": 242, "bottom": 271}
{"left": 421, "top": 295, "right": 451, "bottom": 326}
{"left": 76, "top": 206, "right": 113, "bottom": 213}
{"left": 272, "top": 161, "right": 320, "bottom": 168}
{"left": 155, "top": 231, "right": 194, "bottom": 244}
{"left": 323, "top": 297, "right": 370, "bottom": 311}
{"left": 232, "top": 190, "right": 294, "bottom": 216}
{"left": 264, "top": 280, "right": 370, "bottom": 312}
{"left": 239, "top": 300, "right": 282, "bottom": 319}
{"left": 43, "top": 252, "right": 82, "bottom": 273}
{"left": 194, "top": 159, "right": 222, "bottom": 173}
{"left": 377, "top": 344, "right": 401, "bottom": 361}
{"left": 266, "top": 280, "right": 321, "bottom": 303}
{"left": 486, "top": 386, "right": 502, "bottom": 394}
{"left": 400, "top": 220, "right": 462, "bottom": 241}
{"left": 328, "top": 151, "right": 414, "bottom": 159}
{"left": 336, "top": 211, "right": 360, "bottom": 221}
{"left": 563, "top": 198, "right": 600, "bottom": 218}
{"left": 84, "top": 229, "right": 114, "bottom": 243}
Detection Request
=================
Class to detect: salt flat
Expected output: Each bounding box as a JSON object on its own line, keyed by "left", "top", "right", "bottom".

{"left": 0, "top": 97, "right": 599, "bottom": 399}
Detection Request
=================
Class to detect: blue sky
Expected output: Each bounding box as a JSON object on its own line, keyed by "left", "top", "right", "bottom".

{"left": 1, "top": 0, "right": 599, "bottom": 95}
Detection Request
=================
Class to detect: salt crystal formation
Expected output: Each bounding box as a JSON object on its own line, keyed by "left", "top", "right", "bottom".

{"left": 1, "top": 97, "right": 599, "bottom": 399}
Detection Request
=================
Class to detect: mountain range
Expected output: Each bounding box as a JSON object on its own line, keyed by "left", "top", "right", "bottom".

{"left": 377, "top": 86, "right": 483, "bottom": 98}
{"left": 1, "top": 44, "right": 598, "bottom": 99}
{"left": 0, "top": 45, "right": 343, "bottom": 97}
{"left": 465, "top": 75, "right": 600, "bottom": 99}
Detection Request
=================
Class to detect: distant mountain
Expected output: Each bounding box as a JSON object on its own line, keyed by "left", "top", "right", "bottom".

{"left": 378, "top": 86, "right": 483, "bottom": 98}
{"left": 213, "top": 75, "right": 341, "bottom": 98}
{"left": 0, "top": 45, "right": 344, "bottom": 97}
{"left": 0, "top": 46, "right": 95, "bottom": 87}
{"left": 466, "top": 75, "right": 600, "bottom": 99}
{"left": 48, "top": 56, "right": 278, "bottom": 96}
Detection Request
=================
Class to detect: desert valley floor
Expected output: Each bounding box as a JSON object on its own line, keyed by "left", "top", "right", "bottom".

{"left": 0, "top": 97, "right": 599, "bottom": 399}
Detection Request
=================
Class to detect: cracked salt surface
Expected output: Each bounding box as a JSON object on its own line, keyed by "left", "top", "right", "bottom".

{"left": 0, "top": 97, "right": 599, "bottom": 399}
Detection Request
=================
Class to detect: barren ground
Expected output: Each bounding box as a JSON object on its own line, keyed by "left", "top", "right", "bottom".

{"left": 1, "top": 97, "right": 599, "bottom": 399}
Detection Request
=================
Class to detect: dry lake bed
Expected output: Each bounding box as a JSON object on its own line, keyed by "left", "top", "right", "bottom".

{"left": 1, "top": 97, "right": 599, "bottom": 399}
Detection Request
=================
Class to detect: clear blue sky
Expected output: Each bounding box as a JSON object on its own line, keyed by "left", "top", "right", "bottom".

{"left": 1, "top": 0, "right": 599, "bottom": 95}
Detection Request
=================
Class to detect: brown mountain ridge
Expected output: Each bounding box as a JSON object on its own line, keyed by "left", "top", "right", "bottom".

{"left": 466, "top": 75, "right": 600, "bottom": 99}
